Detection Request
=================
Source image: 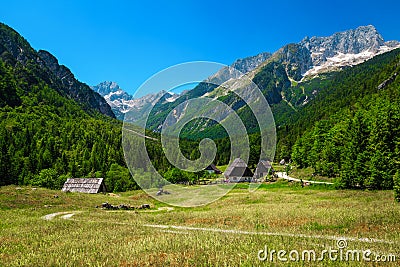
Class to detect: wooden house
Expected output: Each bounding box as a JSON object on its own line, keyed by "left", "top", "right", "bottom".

{"left": 61, "top": 178, "right": 107, "bottom": 194}
{"left": 254, "top": 160, "right": 272, "bottom": 179}
{"left": 205, "top": 164, "right": 222, "bottom": 174}
{"left": 224, "top": 158, "right": 253, "bottom": 182}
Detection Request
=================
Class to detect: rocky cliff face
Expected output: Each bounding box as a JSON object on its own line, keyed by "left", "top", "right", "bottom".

{"left": 0, "top": 23, "right": 115, "bottom": 118}
{"left": 0, "top": 24, "right": 36, "bottom": 65}
{"left": 231, "top": 52, "right": 272, "bottom": 73}
{"left": 206, "top": 52, "right": 272, "bottom": 86}
{"left": 302, "top": 25, "right": 385, "bottom": 57}
{"left": 270, "top": 43, "right": 313, "bottom": 81}
{"left": 298, "top": 25, "right": 400, "bottom": 78}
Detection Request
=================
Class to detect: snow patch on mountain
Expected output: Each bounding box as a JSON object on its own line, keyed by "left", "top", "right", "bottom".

{"left": 297, "top": 25, "right": 400, "bottom": 79}
{"left": 303, "top": 43, "right": 400, "bottom": 78}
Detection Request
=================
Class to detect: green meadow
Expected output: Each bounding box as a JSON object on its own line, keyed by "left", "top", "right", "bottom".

{"left": 1, "top": 181, "right": 399, "bottom": 266}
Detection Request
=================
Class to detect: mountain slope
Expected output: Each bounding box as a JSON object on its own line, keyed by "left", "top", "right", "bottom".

{"left": 133, "top": 51, "right": 272, "bottom": 131}
{"left": 140, "top": 25, "right": 400, "bottom": 137}
{"left": 92, "top": 52, "right": 271, "bottom": 121}
{"left": 0, "top": 23, "right": 136, "bottom": 191}
{"left": 276, "top": 47, "right": 400, "bottom": 153}
{"left": 287, "top": 48, "right": 400, "bottom": 189}
{"left": 246, "top": 25, "right": 400, "bottom": 110}
{"left": 252, "top": 25, "right": 400, "bottom": 82}
{"left": 0, "top": 23, "right": 115, "bottom": 118}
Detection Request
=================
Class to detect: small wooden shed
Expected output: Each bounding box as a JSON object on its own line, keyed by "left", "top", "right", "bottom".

{"left": 61, "top": 178, "right": 107, "bottom": 194}
{"left": 254, "top": 160, "right": 272, "bottom": 179}
{"left": 224, "top": 158, "right": 253, "bottom": 182}
{"left": 205, "top": 164, "right": 222, "bottom": 174}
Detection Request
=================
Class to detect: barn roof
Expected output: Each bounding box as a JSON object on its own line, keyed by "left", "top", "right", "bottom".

{"left": 205, "top": 164, "right": 222, "bottom": 174}
{"left": 224, "top": 158, "right": 253, "bottom": 178}
{"left": 61, "top": 178, "right": 106, "bottom": 194}
{"left": 254, "top": 160, "right": 272, "bottom": 176}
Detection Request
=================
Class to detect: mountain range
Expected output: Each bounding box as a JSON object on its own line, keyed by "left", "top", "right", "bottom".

{"left": 89, "top": 51, "right": 273, "bottom": 122}
{"left": 103, "top": 25, "right": 398, "bottom": 138}
{"left": 91, "top": 81, "right": 179, "bottom": 121}
{"left": 95, "top": 25, "right": 400, "bottom": 130}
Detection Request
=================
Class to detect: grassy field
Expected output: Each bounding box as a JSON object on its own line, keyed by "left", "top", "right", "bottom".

{"left": 288, "top": 166, "right": 335, "bottom": 183}
{"left": 1, "top": 181, "right": 399, "bottom": 266}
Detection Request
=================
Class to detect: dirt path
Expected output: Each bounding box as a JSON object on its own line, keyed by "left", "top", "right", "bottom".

{"left": 42, "top": 207, "right": 174, "bottom": 221}
{"left": 42, "top": 211, "right": 80, "bottom": 220}
{"left": 123, "top": 128, "right": 158, "bottom": 141}
{"left": 42, "top": 210, "right": 393, "bottom": 245}
{"left": 142, "top": 224, "right": 392, "bottom": 244}
{"left": 276, "top": 172, "right": 334, "bottom": 185}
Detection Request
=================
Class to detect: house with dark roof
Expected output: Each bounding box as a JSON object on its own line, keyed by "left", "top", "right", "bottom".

{"left": 61, "top": 178, "right": 106, "bottom": 194}
{"left": 224, "top": 158, "right": 253, "bottom": 182}
{"left": 205, "top": 164, "right": 222, "bottom": 174}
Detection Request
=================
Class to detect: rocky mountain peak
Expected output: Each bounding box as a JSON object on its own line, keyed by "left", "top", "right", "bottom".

{"left": 231, "top": 52, "right": 272, "bottom": 73}
{"left": 300, "top": 25, "right": 386, "bottom": 65}
{"left": 0, "top": 23, "right": 37, "bottom": 65}
{"left": 295, "top": 25, "right": 400, "bottom": 78}
{"left": 92, "top": 81, "right": 121, "bottom": 96}
{"left": 91, "top": 81, "right": 183, "bottom": 121}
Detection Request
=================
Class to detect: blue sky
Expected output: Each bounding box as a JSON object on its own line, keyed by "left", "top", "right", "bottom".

{"left": 1, "top": 0, "right": 399, "bottom": 95}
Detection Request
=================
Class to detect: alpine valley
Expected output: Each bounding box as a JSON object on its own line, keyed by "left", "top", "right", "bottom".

{"left": 1, "top": 22, "right": 400, "bottom": 193}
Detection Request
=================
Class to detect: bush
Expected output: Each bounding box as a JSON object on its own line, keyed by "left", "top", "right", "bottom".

{"left": 31, "top": 168, "right": 60, "bottom": 189}
{"left": 105, "top": 164, "right": 138, "bottom": 192}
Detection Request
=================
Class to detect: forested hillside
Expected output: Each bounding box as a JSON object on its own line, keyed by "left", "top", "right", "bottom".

{"left": 285, "top": 49, "right": 400, "bottom": 189}
{"left": 0, "top": 23, "right": 135, "bottom": 191}
{"left": 0, "top": 57, "right": 135, "bottom": 191}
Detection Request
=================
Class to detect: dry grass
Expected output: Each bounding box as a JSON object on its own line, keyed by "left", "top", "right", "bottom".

{"left": 0, "top": 184, "right": 399, "bottom": 266}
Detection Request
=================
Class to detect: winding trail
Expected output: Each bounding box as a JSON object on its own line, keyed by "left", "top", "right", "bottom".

{"left": 276, "top": 172, "right": 334, "bottom": 185}
{"left": 142, "top": 224, "right": 392, "bottom": 244}
{"left": 42, "top": 207, "right": 173, "bottom": 221}
{"left": 42, "top": 210, "right": 394, "bottom": 245}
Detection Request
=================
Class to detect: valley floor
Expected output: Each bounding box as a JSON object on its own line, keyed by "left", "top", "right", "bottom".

{"left": 0, "top": 181, "right": 399, "bottom": 266}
